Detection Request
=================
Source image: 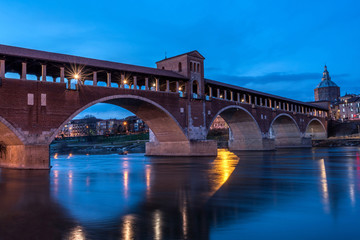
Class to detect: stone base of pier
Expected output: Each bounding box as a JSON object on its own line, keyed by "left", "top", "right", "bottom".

{"left": 146, "top": 140, "right": 218, "bottom": 156}
{"left": 228, "top": 138, "right": 275, "bottom": 151}
{"left": 0, "top": 145, "right": 50, "bottom": 169}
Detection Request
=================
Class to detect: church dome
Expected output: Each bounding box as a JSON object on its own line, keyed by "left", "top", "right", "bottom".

{"left": 317, "top": 79, "right": 338, "bottom": 88}
{"left": 316, "top": 65, "right": 339, "bottom": 88}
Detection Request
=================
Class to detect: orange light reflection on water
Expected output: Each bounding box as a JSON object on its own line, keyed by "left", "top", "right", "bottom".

{"left": 208, "top": 149, "right": 239, "bottom": 196}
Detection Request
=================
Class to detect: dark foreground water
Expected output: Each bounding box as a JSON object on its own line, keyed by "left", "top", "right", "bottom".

{"left": 1, "top": 148, "right": 360, "bottom": 240}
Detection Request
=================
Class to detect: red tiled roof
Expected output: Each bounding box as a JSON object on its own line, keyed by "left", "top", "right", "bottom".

{"left": 0, "top": 44, "right": 187, "bottom": 79}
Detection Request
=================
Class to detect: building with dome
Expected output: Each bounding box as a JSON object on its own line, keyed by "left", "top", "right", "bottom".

{"left": 314, "top": 65, "right": 340, "bottom": 102}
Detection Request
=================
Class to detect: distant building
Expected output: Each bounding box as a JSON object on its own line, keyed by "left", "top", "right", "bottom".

{"left": 57, "top": 115, "right": 148, "bottom": 138}
{"left": 338, "top": 96, "right": 360, "bottom": 120}
{"left": 314, "top": 65, "right": 340, "bottom": 102}
{"left": 210, "top": 116, "right": 228, "bottom": 130}
{"left": 57, "top": 115, "right": 100, "bottom": 138}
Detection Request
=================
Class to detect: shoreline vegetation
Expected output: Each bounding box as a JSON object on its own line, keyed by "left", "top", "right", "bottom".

{"left": 50, "top": 133, "right": 149, "bottom": 156}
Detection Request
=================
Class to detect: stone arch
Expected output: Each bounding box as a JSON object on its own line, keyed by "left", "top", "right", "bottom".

{"left": 305, "top": 118, "right": 327, "bottom": 139}
{"left": 0, "top": 115, "right": 25, "bottom": 146}
{"left": 269, "top": 113, "right": 302, "bottom": 148}
{"left": 209, "top": 106, "right": 272, "bottom": 150}
{"left": 0, "top": 115, "right": 27, "bottom": 167}
{"left": 48, "top": 95, "right": 188, "bottom": 145}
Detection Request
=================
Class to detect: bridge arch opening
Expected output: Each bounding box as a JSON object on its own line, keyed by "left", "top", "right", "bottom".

{"left": 50, "top": 95, "right": 189, "bottom": 155}
{"left": 305, "top": 119, "right": 327, "bottom": 139}
{"left": 208, "top": 106, "right": 267, "bottom": 151}
{"left": 269, "top": 114, "right": 302, "bottom": 148}
{"left": 0, "top": 116, "right": 27, "bottom": 167}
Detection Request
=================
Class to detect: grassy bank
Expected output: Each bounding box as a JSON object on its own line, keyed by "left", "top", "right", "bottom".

{"left": 51, "top": 132, "right": 149, "bottom": 155}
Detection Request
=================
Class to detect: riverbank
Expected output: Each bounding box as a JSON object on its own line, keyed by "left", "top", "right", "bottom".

{"left": 50, "top": 133, "right": 149, "bottom": 155}
{"left": 312, "top": 137, "right": 360, "bottom": 147}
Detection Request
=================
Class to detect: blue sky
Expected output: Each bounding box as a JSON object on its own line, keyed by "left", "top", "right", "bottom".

{"left": 1, "top": 0, "right": 359, "bottom": 119}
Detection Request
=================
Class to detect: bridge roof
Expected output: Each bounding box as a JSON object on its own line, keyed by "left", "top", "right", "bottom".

{"left": 156, "top": 50, "right": 205, "bottom": 63}
{"left": 0, "top": 44, "right": 187, "bottom": 80}
{"left": 205, "top": 79, "right": 328, "bottom": 110}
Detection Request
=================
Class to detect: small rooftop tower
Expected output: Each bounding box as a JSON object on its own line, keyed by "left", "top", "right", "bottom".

{"left": 156, "top": 51, "right": 205, "bottom": 97}
{"left": 314, "top": 65, "right": 340, "bottom": 102}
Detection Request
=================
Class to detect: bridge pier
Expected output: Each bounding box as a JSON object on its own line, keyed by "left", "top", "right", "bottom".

{"left": 146, "top": 140, "right": 217, "bottom": 157}
{"left": 274, "top": 137, "right": 312, "bottom": 148}
{"left": 228, "top": 138, "right": 275, "bottom": 151}
{"left": 0, "top": 145, "right": 50, "bottom": 169}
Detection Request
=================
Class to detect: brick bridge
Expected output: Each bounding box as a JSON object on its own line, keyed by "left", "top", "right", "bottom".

{"left": 0, "top": 45, "right": 328, "bottom": 169}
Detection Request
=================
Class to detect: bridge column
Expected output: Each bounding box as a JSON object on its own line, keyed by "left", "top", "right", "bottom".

{"left": 121, "top": 74, "right": 125, "bottom": 88}
{"left": 166, "top": 80, "right": 170, "bottom": 92}
{"left": 243, "top": 94, "right": 247, "bottom": 103}
{"left": 0, "top": 59, "right": 5, "bottom": 78}
{"left": 145, "top": 77, "right": 149, "bottom": 90}
{"left": 208, "top": 86, "right": 212, "bottom": 98}
{"left": 230, "top": 91, "right": 233, "bottom": 101}
{"left": 41, "top": 64, "right": 46, "bottom": 81}
{"left": 93, "top": 71, "right": 97, "bottom": 86}
{"left": 155, "top": 78, "right": 159, "bottom": 91}
{"left": 176, "top": 81, "right": 179, "bottom": 93}
{"left": 224, "top": 90, "right": 227, "bottom": 100}
{"left": 237, "top": 93, "right": 240, "bottom": 102}
{"left": 217, "top": 88, "right": 220, "bottom": 98}
{"left": 269, "top": 99, "right": 272, "bottom": 108}
{"left": 249, "top": 95, "right": 252, "bottom": 104}
{"left": 133, "top": 76, "right": 137, "bottom": 89}
{"left": 60, "top": 67, "right": 65, "bottom": 83}
{"left": 254, "top": 96, "right": 257, "bottom": 105}
{"left": 21, "top": 62, "right": 27, "bottom": 80}
{"left": 0, "top": 144, "right": 50, "bottom": 169}
{"left": 107, "top": 72, "right": 111, "bottom": 87}
{"left": 265, "top": 98, "right": 268, "bottom": 107}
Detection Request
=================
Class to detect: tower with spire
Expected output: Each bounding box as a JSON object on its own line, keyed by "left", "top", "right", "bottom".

{"left": 314, "top": 65, "right": 340, "bottom": 102}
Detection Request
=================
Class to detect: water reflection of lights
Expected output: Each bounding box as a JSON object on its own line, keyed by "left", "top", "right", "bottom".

{"left": 348, "top": 164, "right": 356, "bottom": 207}
{"left": 68, "top": 170, "right": 73, "bottom": 193}
{"left": 122, "top": 214, "right": 135, "bottom": 240}
{"left": 153, "top": 210, "right": 162, "bottom": 240}
{"left": 68, "top": 226, "right": 85, "bottom": 240}
{"left": 209, "top": 149, "right": 239, "bottom": 195}
{"left": 67, "top": 153, "right": 73, "bottom": 159}
{"left": 356, "top": 152, "right": 360, "bottom": 192}
{"left": 53, "top": 170, "right": 59, "bottom": 194}
{"left": 181, "top": 196, "right": 188, "bottom": 239}
{"left": 54, "top": 153, "right": 58, "bottom": 159}
{"left": 123, "top": 161, "right": 129, "bottom": 199}
{"left": 146, "top": 164, "right": 152, "bottom": 197}
{"left": 319, "top": 158, "right": 329, "bottom": 213}
{"left": 86, "top": 176, "right": 90, "bottom": 187}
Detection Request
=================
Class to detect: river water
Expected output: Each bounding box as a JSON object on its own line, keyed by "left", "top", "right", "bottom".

{"left": 0, "top": 147, "right": 359, "bottom": 240}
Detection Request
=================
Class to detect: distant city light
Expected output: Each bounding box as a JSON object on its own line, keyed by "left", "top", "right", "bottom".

{"left": 74, "top": 74, "right": 80, "bottom": 80}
